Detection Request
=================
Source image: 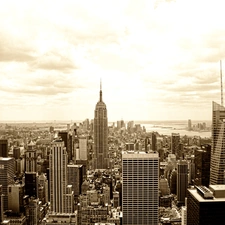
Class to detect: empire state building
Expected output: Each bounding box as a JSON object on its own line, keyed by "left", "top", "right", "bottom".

{"left": 93, "top": 82, "right": 109, "bottom": 169}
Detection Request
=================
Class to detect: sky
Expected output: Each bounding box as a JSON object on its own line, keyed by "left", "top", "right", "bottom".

{"left": 0, "top": 0, "right": 225, "bottom": 122}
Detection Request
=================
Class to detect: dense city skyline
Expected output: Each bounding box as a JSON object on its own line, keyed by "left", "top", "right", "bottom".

{"left": 0, "top": 0, "right": 225, "bottom": 121}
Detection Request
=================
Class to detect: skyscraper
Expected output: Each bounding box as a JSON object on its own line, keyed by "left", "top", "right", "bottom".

{"left": 25, "top": 172, "right": 38, "bottom": 198}
{"left": 93, "top": 82, "right": 108, "bottom": 169}
{"left": 58, "top": 131, "right": 73, "bottom": 162}
{"left": 195, "top": 144, "right": 211, "bottom": 187}
{"left": 210, "top": 101, "right": 225, "bottom": 184}
{"left": 122, "top": 152, "right": 159, "bottom": 225}
{"left": 49, "top": 140, "right": 73, "bottom": 213}
{"left": 171, "top": 133, "right": 180, "bottom": 156}
{"left": 25, "top": 141, "right": 37, "bottom": 172}
{"left": 0, "top": 140, "right": 8, "bottom": 157}
{"left": 188, "top": 119, "right": 192, "bottom": 131}
{"left": 187, "top": 185, "right": 225, "bottom": 225}
{"left": 0, "top": 157, "right": 14, "bottom": 211}
{"left": 177, "top": 160, "right": 188, "bottom": 206}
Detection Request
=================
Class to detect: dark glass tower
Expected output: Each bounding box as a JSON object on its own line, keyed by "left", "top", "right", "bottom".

{"left": 0, "top": 140, "right": 8, "bottom": 157}
{"left": 177, "top": 160, "right": 188, "bottom": 206}
{"left": 210, "top": 101, "right": 225, "bottom": 184}
{"left": 195, "top": 144, "right": 211, "bottom": 187}
{"left": 93, "top": 82, "right": 108, "bottom": 169}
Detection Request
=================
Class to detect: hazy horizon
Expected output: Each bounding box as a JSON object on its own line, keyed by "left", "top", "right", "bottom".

{"left": 0, "top": 119, "right": 211, "bottom": 124}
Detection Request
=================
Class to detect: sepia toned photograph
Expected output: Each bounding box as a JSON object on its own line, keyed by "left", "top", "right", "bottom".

{"left": 0, "top": 0, "right": 225, "bottom": 224}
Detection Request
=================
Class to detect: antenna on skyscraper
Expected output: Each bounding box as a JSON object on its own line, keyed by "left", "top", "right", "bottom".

{"left": 220, "top": 60, "right": 223, "bottom": 106}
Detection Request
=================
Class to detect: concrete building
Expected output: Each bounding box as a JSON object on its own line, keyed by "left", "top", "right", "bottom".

{"left": 122, "top": 152, "right": 159, "bottom": 225}
{"left": 42, "top": 212, "right": 77, "bottom": 225}
{"left": 8, "top": 184, "right": 25, "bottom": 213}
{"left": 81, "top": 206, "right": 108, "bottom": 225}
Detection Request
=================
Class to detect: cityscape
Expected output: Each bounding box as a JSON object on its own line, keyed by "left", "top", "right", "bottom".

{"left": 0, "top": 84, "right": 225, "bottom": 225}
{"left": 1, "top": 1, "right": 225, "bottom": 225}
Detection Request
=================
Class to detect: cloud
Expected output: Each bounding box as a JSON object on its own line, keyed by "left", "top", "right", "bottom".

{"left": 0, "top": 71, "right": 84, "bottom": 97}
{"left": 0, "top": 0, "right": 224, "bottom": 121}
{"left": 29, "top": 52, "right": 77, "bottom": 71}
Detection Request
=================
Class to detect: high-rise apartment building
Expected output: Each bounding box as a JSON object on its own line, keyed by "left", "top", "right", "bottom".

{"left": 49, "top": 140, "right": 73, "bottom": 213}
{"left": 0, "top": 157, "right": 14, "bottom": 211}
{"left": 210, "top": 101, "right": 225, "bottom": 184}
{"left": 0, "top": 140, "right": 8, "bottom": 157}
{"left": 122, "top": 152, "right": 159, "bottom": 225}
{"left": 177, "top": 160, "right": 188, "bottom": 206}
{"left": 93, "top": 82, "right": 108, "bottom": 169}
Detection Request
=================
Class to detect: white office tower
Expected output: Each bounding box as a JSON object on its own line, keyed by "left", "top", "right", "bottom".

{"left": 122, "top": 152, "right": 159, "bottom": 225}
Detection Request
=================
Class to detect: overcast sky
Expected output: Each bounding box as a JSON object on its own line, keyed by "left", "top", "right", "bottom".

{"left": 0, "top": 0, "right": 224, "bottom": 122}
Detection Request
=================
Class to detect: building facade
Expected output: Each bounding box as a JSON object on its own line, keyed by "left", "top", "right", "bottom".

{"left": 194, "top": 144, "right": 211, "bottom": 187}
{"left": 171, "top": 133, "right": 180, "bottom": 156}
{"left": 210, "top": 101, "right": 225, "bottom": 184}
{"left": 187, "top": 185, "right": 225, "bottom": 225}
{"left": 25, "top": 141, "right": 37, "bottom": 172}
{"left": 122, "top": 152, "right": 159, "bottom": 225}
{"left": 177, "top": 160, "right": 188, "bottom": 206}
{"left": 0, "top": 157, "right": 14, "bottom": 211}
{"left": 49, "top": 140, "right": 73, "bottom": 213}
{"left": 0, "top": 140, "right": 8, "bottom": 157}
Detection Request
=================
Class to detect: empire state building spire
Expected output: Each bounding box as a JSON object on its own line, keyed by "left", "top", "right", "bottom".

{"left": 100, "top": 79, "right": 102, "bottom": 102}
{"left": 93, "top": 79, "right": 109, "bottom": 169}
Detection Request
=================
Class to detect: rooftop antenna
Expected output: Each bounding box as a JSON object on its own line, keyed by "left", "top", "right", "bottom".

{"left": 100, "top": 78, "right": 102, "bottom": 102}
{"left": 221, "top": 60, "right": 223, "bottom": 106}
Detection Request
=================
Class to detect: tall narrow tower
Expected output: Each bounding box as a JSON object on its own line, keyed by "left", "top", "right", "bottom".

{"left": 49, "top": 140, "right": 74, "bottom": 213}
{"left": 210, "top": 101, "right": 225, "bottom": 184}
{"left": 177, "top": 160, "right": 188, "bottom": 206}
{"left": 93, "top": 81, "right": 109, "bottom": 169}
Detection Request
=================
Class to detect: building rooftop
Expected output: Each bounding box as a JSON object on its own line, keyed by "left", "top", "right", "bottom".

{"left": 188, "top": 188, "right": 225, "bottom": 202}
{"left": 209, "top": 184, "right": 225, "bottom": 190}
{"left": 122, "top": 151, "right": 158, "bottom": 158}
{"left": 0, "top": 157, "right": 12, "bottom": 161}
